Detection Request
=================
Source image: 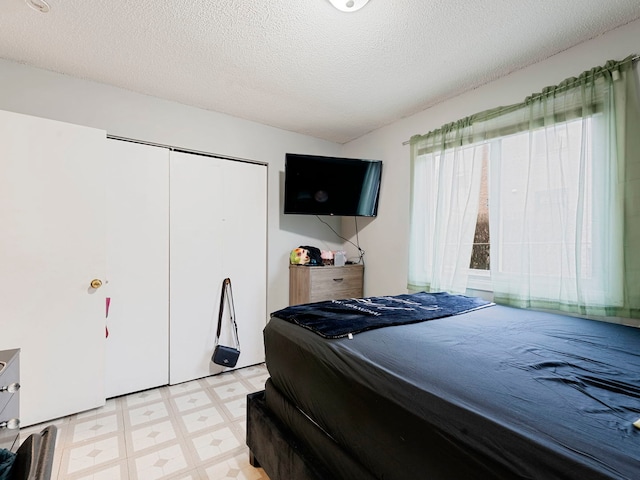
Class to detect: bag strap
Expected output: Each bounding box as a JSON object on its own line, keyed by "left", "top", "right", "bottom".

{"left": 215, "top": 278, "right": 240, "bottom": 350}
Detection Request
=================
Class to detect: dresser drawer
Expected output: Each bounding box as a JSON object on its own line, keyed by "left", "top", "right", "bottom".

{"left": 308, "top": 286, "right": 362, "bottom": 303}
{"left": 0, "top": 349, "right": 20, "bottom": 452}
{"left": 308, "top": 267, "right": 363, "bottom": 301}
{"left": 0, "top": 393, "right": 19, "bottom": 451}
{"left": 289, "top": 264, "right": 364, "bottom": 305}
{"left": 0, "top": 360, "right": 20, "bottom": 395}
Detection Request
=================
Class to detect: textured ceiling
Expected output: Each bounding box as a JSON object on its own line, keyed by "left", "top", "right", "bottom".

{"left": 1, "top": 0, "right": 640, "bottom": 143}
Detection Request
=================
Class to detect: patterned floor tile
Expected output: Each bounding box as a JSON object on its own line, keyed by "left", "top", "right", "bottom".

{"left": 190, "top": 427, "right": 240, "bottom": 462}
{"left": 128, "top": 401, "right": 170, "bottom": 426}
{"left": 220, "top": 398, "right": 248, "bottom": 420}
{"left": 20, "top": 363, "right": 269, "bottom": 480}
{"left": 71, "top": 414, "right": 120, "bottom": 443}
{"left": 75, "top": 399, "right": 118, "bottom": 420}
{"left": 202, "top": 373, "right": 237, "bottom": 387}
{"left": 172, "top": 390, "right": 213, "bottom": 413}
{"left": 63, "top": 436, "right": 123, "bottom": 475}
{"left": 65, "top": 462, "right": 128, "bottom": 480}
{"left": 211, "top": 381, "right": 251, "bottom": 400}
{"left": 164, "top": 470, "right": 202, "bottom": 480}
{"left": 168, "top": 380, "right": 204, "bottom": 397}
{"left": 235, "top": 366, "right": 267, "bottom": 378}
{"left": 133, "top": 443, "right": 189, "bottom": 480}
{"left": 201, "top": 452, "right": 267, "bottom": 480}
{"left": 130, "top": 420, "right": 178, "bottom": 452}
{"left": 180, "top": 406, "right": 225, "bottom": 434}
{"left": 126, "top": 389, "right": 164, "bottom": 408}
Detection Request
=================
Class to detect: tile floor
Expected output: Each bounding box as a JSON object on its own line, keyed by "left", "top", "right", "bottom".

{"left": 19, "top": 364, "right": 271, "bottom": 480}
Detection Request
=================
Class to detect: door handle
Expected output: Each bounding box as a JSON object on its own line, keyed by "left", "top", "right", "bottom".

{"left": 0, "top": 418, "right": 19, "bottom": 430}
{"left": 0, "top": 382, "right": 20, "bottom": 393}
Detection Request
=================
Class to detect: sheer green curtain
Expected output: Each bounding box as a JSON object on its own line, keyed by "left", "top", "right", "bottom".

{"left": 409, "top": 56, "right": 640, "bottom": 317}
{"left": 408, "top": 123, "right": 484, "bottom": 293}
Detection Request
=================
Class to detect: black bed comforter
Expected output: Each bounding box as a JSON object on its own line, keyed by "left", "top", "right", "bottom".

{"left": 265, "top": 303, "right": 640, "bottom": 479}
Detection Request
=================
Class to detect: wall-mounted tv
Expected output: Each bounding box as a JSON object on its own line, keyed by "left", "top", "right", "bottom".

{"left": 284, "top": 153, "right": 382, "bottom": 217}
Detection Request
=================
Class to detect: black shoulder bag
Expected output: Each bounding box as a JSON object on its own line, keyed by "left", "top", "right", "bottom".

{"left": 211, "top": 278, "right": 241, "bottom": 367}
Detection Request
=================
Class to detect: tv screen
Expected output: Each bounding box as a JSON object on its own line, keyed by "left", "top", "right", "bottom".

{"left": 284, "top": 153, "right": 382, "bottom": 217}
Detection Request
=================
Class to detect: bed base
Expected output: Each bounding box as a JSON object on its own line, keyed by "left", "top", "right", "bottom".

{"left": 246, "top": 391, "right": 330, "bottom": 480}
{"left": 246, "top": 384, "right": 375, "bottom": 480}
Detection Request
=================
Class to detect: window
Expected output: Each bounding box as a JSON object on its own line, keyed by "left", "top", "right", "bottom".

{"left": 409, "top": 56, "right": 638, "bottom": 317}
{"left": 410, "top": 111, "right": 619, "bottom": 304}
{"left": 468, "top": 118, "right": 598, "bottom": 277}
{"left": 469, "top": 147, "right": 489, "bottom": 270}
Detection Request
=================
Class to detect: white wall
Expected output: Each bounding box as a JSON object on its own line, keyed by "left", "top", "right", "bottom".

{"left": 342, "top": 18, "right": 640, "bottom": 298}
{"left": 3, "top": 18, "right": 639, "bottom": 309}
{"left": 0, "top": 59, "right": 344, "bottom": 314}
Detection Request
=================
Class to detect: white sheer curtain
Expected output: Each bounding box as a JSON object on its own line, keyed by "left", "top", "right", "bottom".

{"left": 489, "top": 115, "right": 623, "bottom": 313}
{"left": 408, "top": 133, "right": 483, "bottom": 294}
{"left": 408, "top": 56, "right": 640, "bottom": 317}
{"left": 488, "top": 61, "right": 638, "bottom": 315}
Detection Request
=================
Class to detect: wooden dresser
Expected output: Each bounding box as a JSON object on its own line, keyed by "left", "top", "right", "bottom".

{"left": 289, "top": 264, "right": 364, "bottom": 306}
{"left": 0, "top": 348, "right": 20, "bottom": 452}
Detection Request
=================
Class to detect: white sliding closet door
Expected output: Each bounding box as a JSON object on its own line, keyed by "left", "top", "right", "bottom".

{"left": 169, "top": 152, "right": 267, "bottom": 385}
{"left": 104, "top": 140, "right": 169, "bottom": 398}
{"left": 215, "top": 158, "right": 267, "bottom": 371}
{"left": 0, "top": 110, "right": 106, "bottom": 426}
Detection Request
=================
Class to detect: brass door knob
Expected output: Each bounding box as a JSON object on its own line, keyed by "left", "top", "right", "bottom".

{"left": 90, "top": 279, "right": 103, "bottom": 289}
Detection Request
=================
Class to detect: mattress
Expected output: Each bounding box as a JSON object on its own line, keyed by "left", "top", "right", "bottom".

{"left": 265, "top": 303, "right": 640, "bottom": 479}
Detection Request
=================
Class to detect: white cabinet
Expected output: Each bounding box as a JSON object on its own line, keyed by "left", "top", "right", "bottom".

{"left": 0, "top": 110, "right": 107, "bottom": 426}
{"left": 104, "top": 140, "right": 170, "bottom": 398}
{"left": 169, "top": 152, "right": 267, "bottom": 384}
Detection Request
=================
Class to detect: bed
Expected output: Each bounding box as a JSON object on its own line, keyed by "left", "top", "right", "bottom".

{"left": 246, "top": 293, "right": 640, "bottom": 479}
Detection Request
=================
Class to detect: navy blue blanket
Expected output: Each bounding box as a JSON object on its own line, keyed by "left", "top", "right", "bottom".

{"left": 271, "top": 292, "right": 493, "bottom": 338}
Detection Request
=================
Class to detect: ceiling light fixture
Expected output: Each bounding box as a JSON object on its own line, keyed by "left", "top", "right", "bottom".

{"left": 328, "top": 0, "right": 370, "bottom": 13}
{"left": 25, "top": 0, "right": 50, "bottom": 13}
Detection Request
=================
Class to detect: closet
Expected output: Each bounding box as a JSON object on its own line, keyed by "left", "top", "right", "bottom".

{"left": 0, "top": 109, "right": 267, "bottom": 425}
{"left": 105, "top": 140, "right": 268, "bottom": 393}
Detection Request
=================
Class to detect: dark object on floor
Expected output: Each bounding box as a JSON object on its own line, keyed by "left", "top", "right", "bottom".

{"left": 8, "top": 426, "right": 57, "bottom": 480}
{"left": 0, "top": 449, "right": 16, "bottom": 480}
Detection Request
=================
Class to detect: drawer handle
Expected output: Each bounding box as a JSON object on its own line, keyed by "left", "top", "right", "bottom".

{"left": 0, "top": 418, "right": 19, "bottom": 430}
{"left": 332, "top": 278, "right": 344, "bottom": 282}
{"left": 0, "top": 382, "right": 20, "bottom": 393}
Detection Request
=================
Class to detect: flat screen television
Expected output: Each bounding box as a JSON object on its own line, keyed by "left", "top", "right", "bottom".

{"left": 284, "top": 153, "right": 382, "bottom": 217}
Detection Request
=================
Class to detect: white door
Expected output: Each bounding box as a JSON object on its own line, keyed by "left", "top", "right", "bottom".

{"left": 169, "top": 152, "right": 267, "bottom": 384}
{"left": 215, "top": 159, "right": 267, "bottom": 370}
{"left": 0, "top": 110, "right": 106, "bottom": 426}
{"left": 104, "top": 139, "right": 169, "bottom": 398}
